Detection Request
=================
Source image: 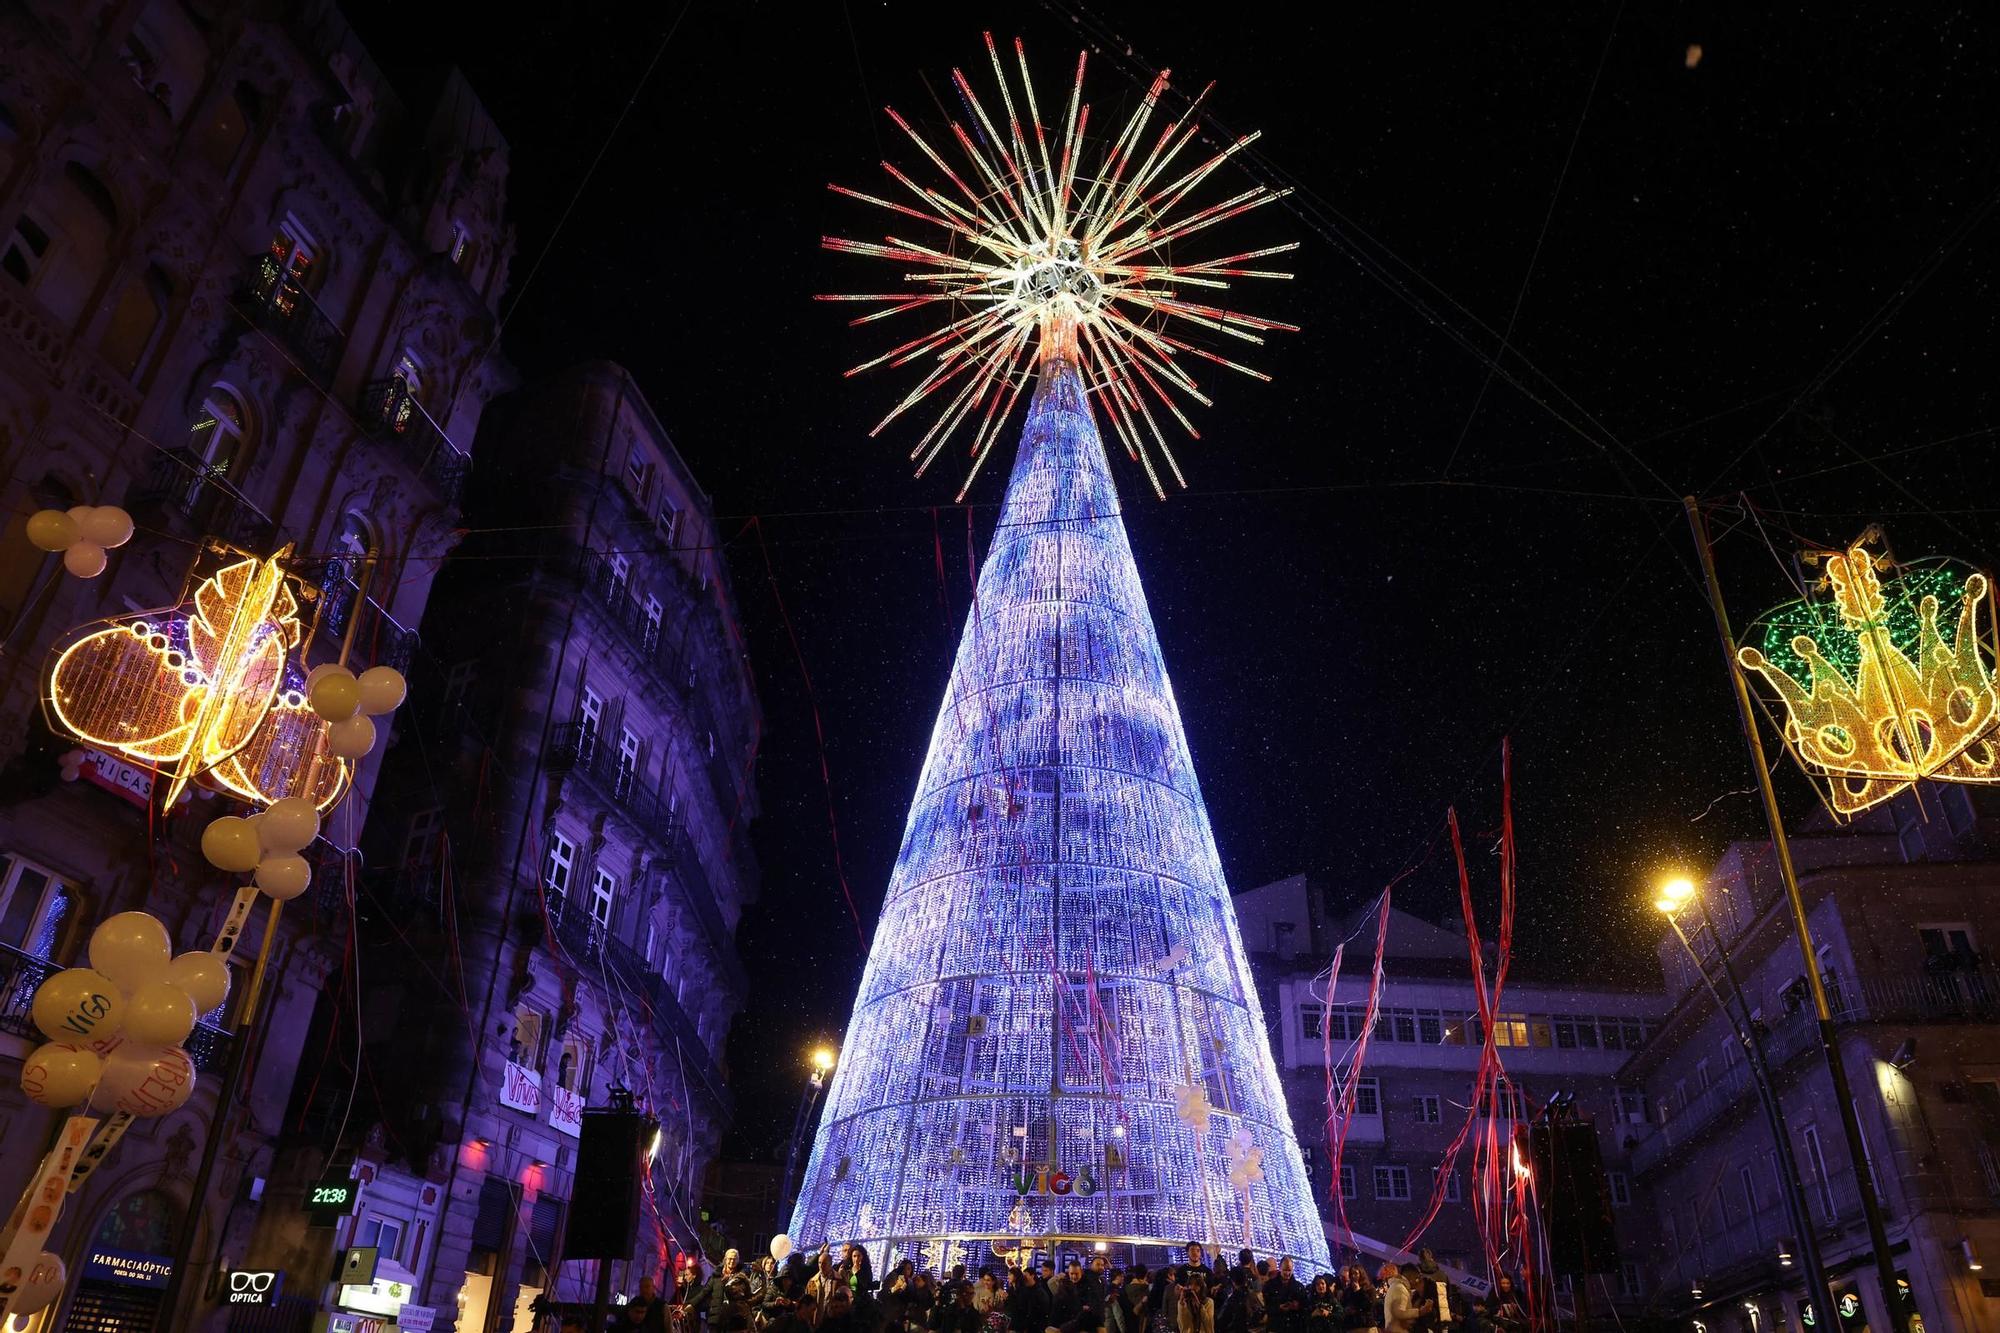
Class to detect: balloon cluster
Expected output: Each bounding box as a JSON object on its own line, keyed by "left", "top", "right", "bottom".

{"left": 19, "top": 912, "right": 229, "bottom": 1115}
{"left": 1174, "top": 1080, "right": 1215, "bottom": 1133}
{"left": 305, "top": 662, "right": 405, "bottom": 761}
{"left": 198, "top": 796, "right": 319, "bottom": 899}
{"left": 25, "top": 506, "right": 134, "bottom": 579}
{"left": 1224, "top": 1128, "right": 1264, "bottom": 1192}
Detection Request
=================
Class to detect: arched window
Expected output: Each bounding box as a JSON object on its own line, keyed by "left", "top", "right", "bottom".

{"left": 91, "top": 1188, "right": 177, "bottom": 1254}
{"left": 99, "top": 263, "right": 172, "bottom": 377}
{"left": 187, "top": 387, "right": 246, "bottom": 470}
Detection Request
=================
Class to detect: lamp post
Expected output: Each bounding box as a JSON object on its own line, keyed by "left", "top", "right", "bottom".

{"left": 1654, "top": 875, "right": 1836, "bottom": 1331}
{"left": 1685, "top": 496, "right": 1907, "bottom": 1330}
{"left": 778, "top": 1046, "right": 837, "bottom": 1235}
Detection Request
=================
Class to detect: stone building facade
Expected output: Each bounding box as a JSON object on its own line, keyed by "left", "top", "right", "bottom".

{"left": 255, "top": 362, "right": 761, "bottom": 1331}
{"left": 0, "top": 0, "right": 514, "bottom": 1328}
{"left": 1243, "top": 875, "right": 1666, "bottom": 1310}
{"left": 1623, "top": 785, "right": 2000, "bottom": 1333}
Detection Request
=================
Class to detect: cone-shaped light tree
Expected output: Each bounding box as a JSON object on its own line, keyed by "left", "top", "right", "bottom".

{"left": 795, "top": 38, "right": 1327, "bottom": 1267}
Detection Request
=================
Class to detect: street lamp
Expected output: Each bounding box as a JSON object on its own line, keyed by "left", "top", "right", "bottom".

{"left": 1653, "top": 875, "right": 1836, "bottom": 1333}
{"left": 777, "top": 1044, "right": 838, "bottom": 1234}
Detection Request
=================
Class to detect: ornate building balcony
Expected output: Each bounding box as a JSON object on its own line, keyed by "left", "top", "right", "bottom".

{"left": 126, "top": 447, "right": 278, "bottom": 554}
{"left": 314, "top": 556, "right": 419, "bottom": 676}
{"left": 0, "top": 941, "right": 231, "bottom": 1074}
{"left": 236, "top": 253, "right": 346, "bottom": 387}
{"left": 358, "top": 377, "right": 472, "bottom": 507}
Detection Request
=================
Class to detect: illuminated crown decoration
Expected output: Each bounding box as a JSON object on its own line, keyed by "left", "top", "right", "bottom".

{"left": 1737, "top": 535, "right": 1999, "bottom": 815}
{"left": 44, "top": 544, "right": 352, "bottom": 812}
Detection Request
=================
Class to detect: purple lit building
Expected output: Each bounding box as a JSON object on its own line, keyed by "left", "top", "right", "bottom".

{"left": 0, "top": 1, "right": 510, "bottom": 1327}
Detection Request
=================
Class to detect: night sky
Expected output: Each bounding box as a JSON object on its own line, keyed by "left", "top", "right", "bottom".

{"left": 352, "top": 3, "right": 2000, "bottom": 1160}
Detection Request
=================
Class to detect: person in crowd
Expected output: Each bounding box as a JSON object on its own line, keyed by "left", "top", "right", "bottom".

{"left": 972, "top": 1269, "right": 1003, "bottom": 1316}
{"left": 1263, "top": 1259, "right": 1305, "bottom": 1333}
{"left": 1381, "top": 1266, "right": 1432, "bottom": 1333}
{"left": 620, "top": 1274, "right": 669, "bottom": 1333}
{"left": 1051, "top": 1257, "right": 1087, "bottom": 1331}
{"left": 703, "top": 1249, "right": 758, "bottom": 1333}
{"left": 1217, "top": 1268, "right": 1254, "bottom": 1333}
{"left": 821, "top": 1289, "right": 863, "bottom": 1333}
{"left": 1007, "top": 1260, "right": 1054, "bottom": 1333}
{"left": 768, "top": 1294, "right": 817, "bottom": 1333}
{"left": 933, "top": 1278, "right": 984, "bottom": 1333}
{"left": 884, "top": 1260, "right": 918, "bottom": 1332}
{"left": 1483, "top": 1277, "right": 1525, "bottom": 1333}
{"left": 908, "top": 1270, "right": 940, "bottom": 1332}
{"left": 1110, "top": 1269, "right": 1150, "bottom": 1333}
{"left": 1305, "top": 1274, "right": 1338, "bottom": 1333}
{"left": 1410, "top": 1252, "right": 1449, "bottom": 1333}
{"left": 1176, "top": 1272, "right": 1216, "bottom": 1333}
{"left": 839, "top": 1245, "right": 879, "bottom": 1329}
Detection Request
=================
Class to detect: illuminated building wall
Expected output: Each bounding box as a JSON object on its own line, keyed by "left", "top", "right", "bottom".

{"left": 791, "top": 361, "right": 1332, "bottom": 1269}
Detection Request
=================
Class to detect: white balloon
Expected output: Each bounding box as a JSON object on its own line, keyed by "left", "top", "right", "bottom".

{"left": 63, "top": 540, "right": 107, "bottom": 578}
{"left": 255, "top": 853, "right": 312, "bottom": 901}
{"left": 122, "top": 980, "right": 196, "bottom": 1047}
{"left": 96, "top": 1044, "right": 196, "bottom": 1118}
{"left": 200, "top": 815, "right": 263, "bottom": 873}
{"left": 29, "top": 967, "right": 124, "bottom": 1046}
{"left": 88, "top": 912, "right": 173, "bottom": 990}
{"left": 166, "top": 952, "right": 231, "bottom": 1014}
{"left": 257, "top": 796, "right": 320, "bottom": 852}
{"left": 20, "top": 1042, "right": 101, "bottom": 1109}
{"left": 11, "top": 1251, "right": 67, "bottom": 1315}
{"left": 356, "top": 665, "right": 408, "bottom": 716}
{"left": 770, "top": 1234, "right": 794, "bottom": 1263}
{"left": 78, "top": 505, "right": 134, "bottom": 548}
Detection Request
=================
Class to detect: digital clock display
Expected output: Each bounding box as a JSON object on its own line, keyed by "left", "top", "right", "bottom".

{"left": 303, "top": 1180, "right": 357, "bottom": 1221}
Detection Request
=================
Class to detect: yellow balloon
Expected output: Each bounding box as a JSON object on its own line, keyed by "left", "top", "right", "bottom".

{"left": 21, "top": 1042, "right": 101, "bottom": 1108}
{"left": 357, "top": 665, "right": 408, "bottom": 716}
{"left": 78, "top": 505, "right": 134, "bottom": 548}
{"left": 200, "top": 815, "right": 263, "bottom": 873}
{"left": 309, "top": 670, "right": 362, "bottom": 722}
{"left": 25, "top": 509, "right": 78, "bottom": 552}
{"left": 258, "top": 796, "right": 320, "bottom": 852}
{"left": 255, "top": 852, "right": 312, "bottom": 900}
{"left": 97, "top": 1044, "right": 196, "bottom": 1118}
{"left": 88, "top": 911, "right": 173, "bottom": 990}
{"left": 165, "top": 951, "right": 231, "bottom": 1014}
{"left": 30, "top": 967, "right": 124, "bottom": 1046}
{"left": 328, "top": 714, "right": 377, "bottom": 760}
{"left": 12, "top": 1252, "right": 66, "bottom": 1314}
{"left": 122, "top": 981, "right": 196, "bottom": 1047}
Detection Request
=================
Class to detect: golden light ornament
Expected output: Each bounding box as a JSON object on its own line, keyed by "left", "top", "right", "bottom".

{"left": 42, "top": 543, "right": 354, "bottom": 812}
{"left": 1737, "top": 532, "right": 2000, "bottom": 816}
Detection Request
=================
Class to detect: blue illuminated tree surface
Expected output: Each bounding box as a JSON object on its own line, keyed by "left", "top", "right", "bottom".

{"left": 791, "top": 362, "right": 1332, "bottom": 1269}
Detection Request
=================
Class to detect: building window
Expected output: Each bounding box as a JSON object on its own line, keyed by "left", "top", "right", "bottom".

{"left": 187, "top": 388, "right": 248, "bottom": 473}
{"left": 1414, "top": 1095, "right": 1442, "bottom": 1125}
{"left": 590, "top": 867, "right": 616, "bottom": 929}
{"left": 99, "top": 264, "right": 171, "bottom": 378}
{"left": 1553, "top": 1015, "right": 1578, "bottom": 1049}
{"left": 1618, "top": 1263, "right": 1642, "bottom": 1299}
{"left": 266, "top": 220, "right": 318, "bottom": 316}
{"left": 441, "top": 659, "right": 477, "bottom": 712}
{"left": 2, "top": 211, "right": 52, "bottom": 287}
{"left": 1437, "top": 1169, "right": 1461, "bottom": 1203}
{"left": 1920, "top": 925, "right": 1979, "bottom": 969}
{"left": 609, "top": 552, "right": 631, "bottom": 597}
{"left": 401, "top": 807, "right": 444, "bottom": 868}
{"left": 353, "top": 1214, "right": 404, "bottom": 1263}
{"left": 616, "top": 726, "right": 641, "bottom": 798}
{"left": 577, "top": 686, "right": 603, "bottom": 759}
{"left": 556, "top": 1036, "right": 589, "bottom": 1094}
{"left": 0, "top": 854, "right": 76, "bottom": 959}
{"left": 1417, "top": 1012, "right": 1442, "bottom": 1044}
{"left": 657, "top": 500, "right": 681, "bottom": 548}
{"left": 644, "top": 921, "right": 659, "bottom": 967}
{"left": 1739, "top": 1164, "right": 1760, "bottom": 1240}
{"left": 1373, "top": 1165, "right": 1410, "bottom": 1201}
{"left": 544, "top": 832, "right": 575, "bottom": 898}
{"left": 509, "top": 1005, "right": 545, "bottom": 1066}
{"left": 1722, "top": 1034, "right": 1741, "bottom": 1069}
{"left": 643, "top": 595, "right": 664, "bottom": 652}
{"left": 1353, "top": 1077, "right": 1381, "bottom": 1118}
{"left": 1696, "top": 1057, "right": 1712, "bottom": 1091}
{"left": 449, "top": 220, "right": 471, "bottom": 265}
{"left": 1338, "top": 1165, "right": 1356, "bottom": 1200}
{"left": 1615, "top": 1086, "right": 1648, "bottom": 1125}
{"left": 1300, "top": 1004, "right": 1323, "bottom": 1040}
{"left": 1608, "top": 1171, "right": 1630, "bottom": 1207}
{"left": 1492, "top": 1014, "right": 1528, "bottom": 1047}
{"left": 625, "top": 451, "right": 653, "bottom": 504}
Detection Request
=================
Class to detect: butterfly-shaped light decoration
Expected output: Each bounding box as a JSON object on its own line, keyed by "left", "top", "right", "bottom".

{"left": 44, "top": 545, "right": 351, "bottom": 812}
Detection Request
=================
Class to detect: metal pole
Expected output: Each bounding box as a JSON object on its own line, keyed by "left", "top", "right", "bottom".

{"left": 594, "top": 1255, "right": 615, "bottom": 1333}
{"left": 153, "top": 899, "right": 286, "bottom": 1331}
{"left": 778, "top": 1070, "right": 827, "bottom": 1235}
{"left": 1662, "top": 910, "right": 1835, "bottom": 1326}
{"left": 1683, "top": 496, "right": 1907, "bottom": 1331}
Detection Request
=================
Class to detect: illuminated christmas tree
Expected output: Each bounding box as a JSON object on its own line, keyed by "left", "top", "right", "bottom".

{"left": 793, "top": 38, "right": 1328, "bottom": 1267}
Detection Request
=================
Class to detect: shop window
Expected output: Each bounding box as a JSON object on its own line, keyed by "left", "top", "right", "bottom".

{"left": 0, "top": 855, "right": 76, "bottom": 959}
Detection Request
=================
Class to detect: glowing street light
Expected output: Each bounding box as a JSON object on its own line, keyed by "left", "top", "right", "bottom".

{"left": 780, "top": 1042, "right": 840, "bottom": 1234}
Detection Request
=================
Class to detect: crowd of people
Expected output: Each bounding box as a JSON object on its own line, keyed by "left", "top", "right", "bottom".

{"left": 565, "top": 1241, "right": 1531, "bottom": 1333}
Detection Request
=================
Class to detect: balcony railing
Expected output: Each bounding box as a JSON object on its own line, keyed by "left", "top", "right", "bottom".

{"left": 315, "top": 556, "right": 418, "bottom": 677}
{"left": 0, "top": 942, "right": 230, "bottom": 1074}
{"left": 127, "top": 447, "right": 278, "bottom": 553}
{"left": 237, "top": 253, "right": 346, "bottom": 386}
{"left": 358, "top": 377, "right": 471, "bottom": 506}
{"left": 543, "top": 894, "right": 731, "bottom": 1113}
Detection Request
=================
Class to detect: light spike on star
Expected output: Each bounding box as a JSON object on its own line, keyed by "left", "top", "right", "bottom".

{"left": 821, "top": 39, "right": 1297, "bottom": 496}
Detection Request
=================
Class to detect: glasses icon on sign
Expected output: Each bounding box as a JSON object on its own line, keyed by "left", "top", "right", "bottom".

{"left": 229, "top": 1272, "right": 275, "bottom": 1293}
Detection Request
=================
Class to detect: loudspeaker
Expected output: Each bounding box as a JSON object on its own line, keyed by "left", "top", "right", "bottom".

{"left": 565, "top": 1109, "right": 651, "bottom": 1259}
{"left": 1523, "top": 1118, "right": 1619, "bottom": 1275}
